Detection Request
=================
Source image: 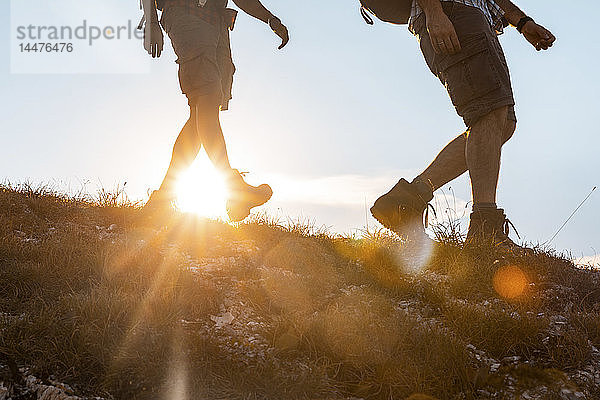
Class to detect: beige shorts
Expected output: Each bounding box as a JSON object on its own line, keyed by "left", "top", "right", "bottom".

{"left": 161, "top": 6, "right": 235, "bottom": 110}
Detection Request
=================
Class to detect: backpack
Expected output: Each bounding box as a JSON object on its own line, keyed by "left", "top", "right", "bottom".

{"left": 359, "top": 0, "right": 412, "bottom": 25}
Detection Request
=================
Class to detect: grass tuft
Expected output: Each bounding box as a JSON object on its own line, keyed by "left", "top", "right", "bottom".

{"left": 1, "top": 184, "right": 599, "bottom": 399}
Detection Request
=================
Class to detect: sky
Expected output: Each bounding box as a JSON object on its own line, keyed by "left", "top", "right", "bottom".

{"left": 1, "top": 0, "right": 598, "bottom": 264}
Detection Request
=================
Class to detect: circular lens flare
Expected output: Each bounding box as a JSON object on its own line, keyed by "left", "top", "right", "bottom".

{"left": 175, "top": 155, "right": 228, "bottom": 218}
{"left": 493, "top": 265, "right": 528, "bottom": 299}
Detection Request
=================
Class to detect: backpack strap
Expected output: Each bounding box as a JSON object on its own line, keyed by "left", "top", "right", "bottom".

{"left": 137, "top": 14, "right": 146, "bottom": 30}
{"left": 360, "top": 6, "right": 374, "bottom": 25}
{"left": 138, "top": 0, "right": 145, "bottom": 30}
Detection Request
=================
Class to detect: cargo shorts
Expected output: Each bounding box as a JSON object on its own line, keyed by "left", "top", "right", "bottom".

{"left": 161, "top": 6, "right": 235, "bottom": 110}
{"left": 415, "top": 3, "right": 517, "bottom": 127}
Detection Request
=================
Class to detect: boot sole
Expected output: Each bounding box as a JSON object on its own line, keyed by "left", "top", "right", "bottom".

{"left": 370, "top": 205, "right": 394, "bottom": 232}
{"left": 227, "top": 186, "right": 273, "bottom": 222}
{"left": 371, "top": 203, "right": 432, "bottom": 244}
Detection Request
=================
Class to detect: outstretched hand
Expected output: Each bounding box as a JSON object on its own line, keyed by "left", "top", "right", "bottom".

{"left": 426, "top": 11, "right": 461, "bottom": 55}
{"left": 268, "top": 16, "right": 289, "bottom": 50}
{"left": 521, "top": 21, "right": 556, "bottom": 51}
{"left": 144, "top": 21, "right": 164, "bottom": 58}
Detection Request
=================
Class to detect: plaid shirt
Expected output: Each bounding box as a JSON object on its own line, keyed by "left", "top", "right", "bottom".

{"left": 162, "top": 0, "right": 228, "bottom": 26}
{"left": 409, "top": 0, "right": 506, "bottom": 35}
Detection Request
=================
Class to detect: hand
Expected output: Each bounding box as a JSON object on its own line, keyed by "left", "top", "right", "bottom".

{"left": 521, "top": 21, "right": 556, "bottom": 51}
{"left": 268, "top": 16, "right": 289, "bottom": 50}
{"left": 144, "top": 21, "right": 164, "bottom": 58}
{"left": 426, "top": 10, "right": 461, "bottom": 55}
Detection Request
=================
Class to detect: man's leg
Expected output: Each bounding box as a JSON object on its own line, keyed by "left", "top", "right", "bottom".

{"left": 157, "top": 107, "right": 204, "bottom": 196}
{"left": 193, "top": 99, "right": 231, "bottom": 173}
{"left": 466, "top": 106, "right": 508, "bottom": 205}
{"left": 414, "top": 114, "right": 516, "bottom": 194}
{"left": 157, "top": 97, "right": 231, "bottom": 194}
{"left": 413, "top": 131, "right": 468, "bottom": 192}
{"left": 191, "top": 97, "right": 272, "bottom": 221}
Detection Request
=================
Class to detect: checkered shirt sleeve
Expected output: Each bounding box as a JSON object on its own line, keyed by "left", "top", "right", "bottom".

{"left": 409, "top": 0, "right": 507, "bottom": 35}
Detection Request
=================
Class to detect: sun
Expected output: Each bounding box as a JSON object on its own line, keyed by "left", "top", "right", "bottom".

{"left": 174, "top": 155, "right": 229, "bottom": 219}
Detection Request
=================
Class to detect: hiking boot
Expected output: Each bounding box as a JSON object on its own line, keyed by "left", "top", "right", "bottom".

{"left": 142, "top": 189, "right": 176, "bottom": 216}
{"left": 226, "top": 169, "right": 273, "bottom": 222}
{"left": 370, "top": 178, "right": 435, "bottom": 242}
{"left": 465, "top": 207, "right": 524, "bottom": 252}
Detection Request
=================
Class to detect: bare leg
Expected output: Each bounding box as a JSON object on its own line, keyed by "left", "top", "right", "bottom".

{"left": 466, "top": 106, "right": 509, "bottom": 204}
{"left": 414, "top": 110, "right": 516, "bottom": 194}
{"left": 158, "top": 108, "right": 203, "bottom": 194}
{"left": 157, "top": 97, "right": 233, "bottom": 194}
{"left": 193, "top": 100, "right": 232, "bottom": 173}
{"left": 152, "top": 97, "right": 271, "bottom": 219}
{"left": 414, "top": 131, "right": 468, "bottom": 191}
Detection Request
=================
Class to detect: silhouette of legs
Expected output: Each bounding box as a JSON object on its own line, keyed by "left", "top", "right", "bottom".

{"left": 193, "top": 102, "right": 232, "bottom": 173}
{"left": 152, "top": 96, "right": 272, "bottom": 221}
{"left": 158, "top": 96, "right": 231, "bottom": 195}
{"left": 413, "top": 106, "right": 516, "bottom": 204}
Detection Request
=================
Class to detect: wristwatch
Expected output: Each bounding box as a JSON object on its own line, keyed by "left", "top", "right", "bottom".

{"left": 517, "top": 16, "right": 534, "bottom": 33}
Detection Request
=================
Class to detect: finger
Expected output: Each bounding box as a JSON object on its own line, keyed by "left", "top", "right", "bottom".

{"left": 430, "top": 36, "right": 441, "bottom": 54}
{"left": 449, "top": 32, "right": 461, "bottom": 54}
{"left": 442, "top": 36, "right": 454, "bottom": 54}
{"left": 278, "top": 35, "right": 289, "bottom": 50}
{"left": 276, "top": 26, "right": 289, "bottom": 49}
{"left": 440, "top": 39, "right": 452, "bottom": 55}
{"left": 539, "top": 37, "right": 553, "bottom": 47}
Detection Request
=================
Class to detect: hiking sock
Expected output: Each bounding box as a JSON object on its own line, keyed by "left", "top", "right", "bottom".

{"left": 472, "top": 202, "right": 498, "bottom": 212}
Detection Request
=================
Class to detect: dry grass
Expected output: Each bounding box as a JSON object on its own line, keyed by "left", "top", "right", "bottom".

{"left": 1, "top": 183, "right": 599, "bottom": 399}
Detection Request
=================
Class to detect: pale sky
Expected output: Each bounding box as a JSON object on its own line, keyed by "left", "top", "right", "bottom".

{"left": 1, "top": 0, "right": 598, "bottom": 263}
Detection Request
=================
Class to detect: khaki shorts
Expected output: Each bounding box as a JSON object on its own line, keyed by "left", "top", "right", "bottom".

{"left": 415, "top": 3, "right": 516, "bottom": 127}
{"left": 161, "top": 7, "right": 235, "bottom": 110}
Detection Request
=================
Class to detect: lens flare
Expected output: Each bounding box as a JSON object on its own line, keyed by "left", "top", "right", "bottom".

{"left": 393, "top": 225, "right": 436, "bottom": 275}
{"left": 493, "top": 265, "right": 528, "bottom": 299}
{"left": 175, "top": 155, "right": 228, "bottom": 218}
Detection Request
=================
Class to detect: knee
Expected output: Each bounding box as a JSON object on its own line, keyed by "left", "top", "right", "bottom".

{"left": 502, "top": 120, "right": 517, "bottom": 144}
{"left": 191, "top": 101, "right": 220, "bottom": 130}
{"left": 469, "top": 106, "right": 510, "bottom": 141}
{"left": 479, "top": 106, "right": 509, "bottom": 128}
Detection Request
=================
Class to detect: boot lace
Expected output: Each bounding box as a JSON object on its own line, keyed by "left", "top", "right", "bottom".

{"left": 503, "top": 217, "right": 521, "bottom": 240}
{"left": 423, "top": 203, "right": 437, "bottom": 228}
{"left": 360, "top": 6, "right": 375, "bottom": 25}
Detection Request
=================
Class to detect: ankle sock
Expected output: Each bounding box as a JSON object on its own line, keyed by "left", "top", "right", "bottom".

{"left": 473, "top": 202, "right": 497, "bottom": 211}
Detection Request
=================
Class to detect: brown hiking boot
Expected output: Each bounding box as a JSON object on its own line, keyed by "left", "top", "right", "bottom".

{"left": 226, "top": 170, "right": 273, "bottom": 222}
{"left": 140, "top": 189, "right": 176, "bottom": 222}
{"left": 144, "top": 189, "right": 175, "bottom": 212}
{"left": 370, "top": 178, "right": 435, "bottom": 243}
{"left": 465, "top": 207, "right": 525, "bottom": 252}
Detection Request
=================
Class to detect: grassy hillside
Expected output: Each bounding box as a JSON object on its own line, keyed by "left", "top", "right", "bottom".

{"left": 1, "top": 184, "right": 599, "bottom": 400}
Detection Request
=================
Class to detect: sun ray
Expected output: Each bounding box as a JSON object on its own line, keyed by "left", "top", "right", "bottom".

{"left": 175, "top": 155, "right": 228, "bottom": 219}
